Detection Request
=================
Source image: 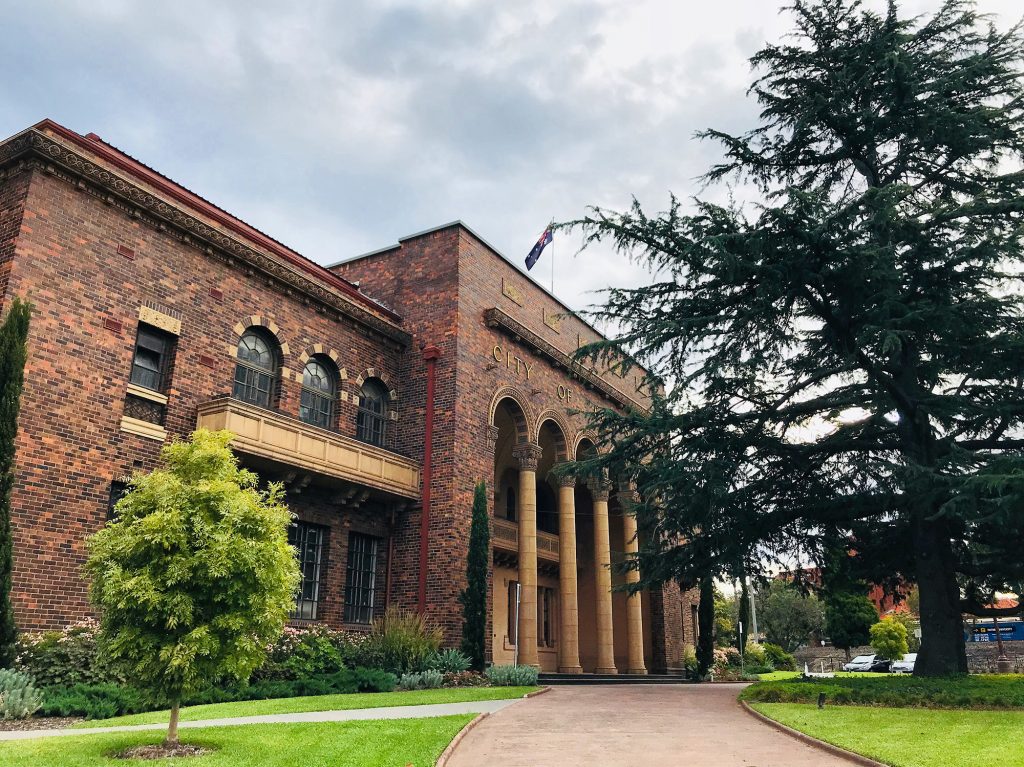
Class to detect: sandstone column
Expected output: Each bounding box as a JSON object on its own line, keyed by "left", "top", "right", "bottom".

{"left": 556, "top": 473, "right": 582, "bottom": 674}
{"left": 619, "top": 488, "right": 648, "bottom": 675}
{"left": 513, "top": 443, "right": 543, "bottom": 668}
{"left": 591, "top": 480, "right": 617, "bottom": 674}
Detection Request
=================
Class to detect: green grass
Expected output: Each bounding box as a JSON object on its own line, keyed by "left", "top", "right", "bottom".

{"left": 752, "top": 703, "right": 1024, "bottom": 767}
{"left": 0, "top": 717, "right": 474, "bottom": 767}
{"left": 75, "top": 686, "right": 538, "bottom": 728}
{"left": 755, "top": 671, "right": 893, "bottom": 681}
{"left": 741, "top": 673, "right": 1024, "bottom": 708}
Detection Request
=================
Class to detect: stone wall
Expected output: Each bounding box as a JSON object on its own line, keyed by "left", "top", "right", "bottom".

{"left": 795, "top": 641, "right": 1024, "bottom": 673}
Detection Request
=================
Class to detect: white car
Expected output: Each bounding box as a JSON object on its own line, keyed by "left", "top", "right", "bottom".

{"left": 843, "top": 654, "right": 881, "bottom": 672}
{"left": 891, "top": 653, "right": 917, "bottom": 674}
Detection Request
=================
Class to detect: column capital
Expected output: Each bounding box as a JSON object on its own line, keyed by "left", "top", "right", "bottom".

{"left": 589, "top": 478, "right": 612, "bottom": 502}
{"left": 552, "top": 466, "right": 577, "bottom": 488}
{"left": 617, "top": 488, "right": 641, "bottom": 507}
{"left": 512, "top": 442, "right": 543, "bottom": 472}
{"left": 484, "top": 424, "right": 500, "bottom": 454}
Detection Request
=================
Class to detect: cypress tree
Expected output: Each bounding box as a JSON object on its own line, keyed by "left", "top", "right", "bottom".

{"left": 695, "top": 576, "right": 715, "bottom": 679}
{"left": 460, "top": 481, "right": 490, "bottom": 671}
{"left": 0, "top": 298, "right": 30, "bottom": 667}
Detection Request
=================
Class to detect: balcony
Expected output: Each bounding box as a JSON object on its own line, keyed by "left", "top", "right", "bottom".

{"left": 493, "top": 518, "right": 560, "bottom": 562}
{"left": 197, "top": 397, "right": 421, "bottom": 500}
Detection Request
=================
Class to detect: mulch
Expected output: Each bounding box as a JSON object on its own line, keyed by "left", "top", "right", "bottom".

{"left": 0, "top": 716, "right": 83, "bottom": 731}
{"left": 114, "top": 744, "right": 213, "bottom": 760}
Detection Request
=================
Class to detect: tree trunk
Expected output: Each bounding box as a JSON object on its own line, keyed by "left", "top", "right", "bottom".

{"left": 912, "top": 516, "right": 967, "bottom": 676}
{"left": 696, "top": 576, "right": 715, "bottom": 678}
{"left": 165, "top": 701, "right": 180, "bottom": 748}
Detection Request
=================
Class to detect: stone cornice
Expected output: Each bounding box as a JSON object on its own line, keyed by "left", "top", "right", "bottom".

{"left": 483, "top": 306, "right": 648, "bottom": 413}
{"left": 0, "top": 127, "right": 411, "bottom": 347}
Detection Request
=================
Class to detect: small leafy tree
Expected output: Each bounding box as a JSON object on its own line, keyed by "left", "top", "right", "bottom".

{"left": 0, "top": 298, "right": 30, "bottom": 667}
{"left": 824, "top": 591, "right": 878, "bottom": 661}
{"left": 459, "top": 481, "right": 490, "bottom": 671}
{"left": 870, "top": 616, "right": 910, "bottom": 661}
{"left": 756, "top": 581, "right": 825, "bottom": 653}
{"left": 85, "top": 429, "right": 299, "bottom": 746}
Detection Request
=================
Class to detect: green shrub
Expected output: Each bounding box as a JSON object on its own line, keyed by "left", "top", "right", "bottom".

{"left": 739, "top": 675, "right": 1024, "bottom": 709}
{"left": 761, "top": 643, "right": 797, "bottom": 671}
{"left": 870, "top": 616, "right": 910, "bottom": 660}
{"left": 351, "top": 667, "right": 397, "bottom": 693}
{"left": 365, "top": 607, "right": 443, "bottom": 675}
{"left": 428, "top": 648, "right": 471, "bottom": 674}
{"left": 397, "top": 670, "right": 444, "bottom": 690}
{"left": 40, "top": 683, "right": 148, "bottom": 719}
{"left": 0, "top": 669, "right": 43, "bottom": 719}
{"left": 15, "top": 620, "right": 124, "bottom": 688}
{"left": 682, "top": 646, "right": 700, "bottom": 679}
{"left": 254, "top": 625, "right": 362, "bottom": 681}
{"left": 442, "top": 671, "right": 487, "bottom": 687}
{"left": 744, "top": 642, "right": 767, "bottom": 667}
{"left": 486, "top": 664, "right": 538, "bottom": 686}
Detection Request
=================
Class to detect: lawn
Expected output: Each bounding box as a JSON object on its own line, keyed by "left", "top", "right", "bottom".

{"left": 76, "top": 686, "right": 538, "bottom": 728}
{"left": 751, "top": 703, "right": 1024, "bottom": 767}
{"left": 756, "top": 671, "right": 893, "bottom": 681}
{"left": 0, "top": 717, "right": 474, "bottom": 767}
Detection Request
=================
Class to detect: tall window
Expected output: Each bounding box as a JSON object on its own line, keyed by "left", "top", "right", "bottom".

{"left": 539, "top": 587, "right": 556, "bottom": 647}
{"left": 233, "top": 329, "right": 279, "bottom": 407}
{"left": 507, "top": 580, "right": 520, "bottom": 645}
{"left": 300, "top": 357, "right": 337, "bottom": 429}
{"left": 505, "top": 486, "right": 517, "bottom": 522}
{"left": 107, "top": 480, "right": 130, "bottom": 521}
{"left": 356, "top": 379, "right": 388, "bottom": 447}
{"left": 289, "top": 522, "right": 325, "bottom": 620}
{"left": 344, "top": 533, "right": 379, "bottom": 624}
{"left": 130, "top": 325, "right": 174, "bottom": 392}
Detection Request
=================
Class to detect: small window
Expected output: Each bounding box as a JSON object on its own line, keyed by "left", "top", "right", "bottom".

{"left": 507, "top": 580, "right": 520, "bottom": 645}
{"left": 539, "top": 587, "right": 556, "bottom": 647}
{"left": 106, "top": 480, "right": 130, "bottom": 521}
{"left": 289, "top": 522, "right": 325, "bottom": 620}
{"left": 130, "top": 325, "right": 174, "bottom": 392}
{"left": 691, "top": 604, "right": 699, "bottom": 645}
{"left": 344, "top": 533, "right": 379, "bottom": 624}
{"left": 233, "top": 329, "right": 279, "bottom": 408}
{"left": 356, "top": 379, "right": 388, "bottom": 447}
{"left": 299, "top": 357, "right": 337, "bottom": 430}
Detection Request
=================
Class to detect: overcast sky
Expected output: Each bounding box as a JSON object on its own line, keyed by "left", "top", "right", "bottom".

{"left": 2, "top": 0, "right": 1020, "bottom": 318}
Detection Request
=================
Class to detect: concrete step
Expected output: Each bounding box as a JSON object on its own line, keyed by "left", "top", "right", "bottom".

{"left": 538, "top": 672, "right": 693, "bottom": 685}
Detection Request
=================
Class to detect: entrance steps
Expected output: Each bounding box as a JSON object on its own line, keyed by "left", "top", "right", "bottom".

{"left": 538, "top": 672, "right": 692, "bottom": 685}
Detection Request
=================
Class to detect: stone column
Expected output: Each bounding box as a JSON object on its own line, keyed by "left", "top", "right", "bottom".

{"left": 513, "top": 443, "right": 543, "bottom": 668}
{"left": 555, "top": 473, "right": 583, "bottom": 674}
{"left": 591, "top": 481, "right": 617, "bottom": 674}
{"left": 619, "top": 488, "right": 648, "bottom": 675}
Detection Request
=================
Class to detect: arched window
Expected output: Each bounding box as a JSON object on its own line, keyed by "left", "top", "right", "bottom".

{"left": 300, "top": 357, "right": 337, "bottom": 429}
{"left": 356, "top": 379, "right": 388, "bottom": 447}
{"left": 232, "top": 328, "right": 279, "bottom": 408}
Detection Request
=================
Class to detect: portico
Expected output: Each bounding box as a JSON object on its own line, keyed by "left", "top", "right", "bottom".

{"left": 489, "top": 393, "right": 648, "bottom": 674}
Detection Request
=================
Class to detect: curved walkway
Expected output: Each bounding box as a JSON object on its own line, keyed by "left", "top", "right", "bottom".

{"left": 447, "top": 684, "right": 859, "bottom": 767}
{"left": 0, "top": 699, "right": 518, "bottom": 741}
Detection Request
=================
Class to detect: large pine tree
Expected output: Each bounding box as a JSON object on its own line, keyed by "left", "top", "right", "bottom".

{"left": 0, "top": 298, "right": 30, "bottom": 667}
{"left": 571, "top": 0, "right": 1024, "bottom": 676}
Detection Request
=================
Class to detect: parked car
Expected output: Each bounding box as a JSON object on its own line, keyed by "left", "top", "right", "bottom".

{"left": 891, "top": 653, "right": 917, "bottom": 674}
{"left": 843, "top": 654, "right": 892, "bottom": 672}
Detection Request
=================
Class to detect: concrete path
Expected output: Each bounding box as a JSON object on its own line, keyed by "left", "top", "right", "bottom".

{"left": 447, "top": 685, "right": 859, "bottom": 767}
{"left": 0, "top": 698, "right": 519, "bottom": 741}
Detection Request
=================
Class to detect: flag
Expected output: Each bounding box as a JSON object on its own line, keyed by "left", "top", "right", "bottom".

{"left": 525, "top": 226, "right": 553, "bottom": 271}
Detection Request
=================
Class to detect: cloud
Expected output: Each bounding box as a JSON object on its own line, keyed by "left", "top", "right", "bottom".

{"left": 2, "top": 0, "right": 1021, "bottom": 320}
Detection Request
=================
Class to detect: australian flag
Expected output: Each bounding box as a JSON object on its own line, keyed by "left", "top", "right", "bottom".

{"left": 525, "top": 226, "right": 553, "bottom": 271}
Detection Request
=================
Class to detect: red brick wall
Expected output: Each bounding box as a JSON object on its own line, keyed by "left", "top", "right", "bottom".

{"left": 0, "top": 169, "right": 29, "bottom": 315}
{"left": 1, "top": 166, "right": 404, "bottom": 630}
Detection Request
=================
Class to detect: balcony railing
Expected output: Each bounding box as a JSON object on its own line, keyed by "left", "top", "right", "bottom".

{"left": 493, "top": 518, "right": 559, "bottom": 562}
{"left": 197, "top": 397, "right": 421, "bottom": 499}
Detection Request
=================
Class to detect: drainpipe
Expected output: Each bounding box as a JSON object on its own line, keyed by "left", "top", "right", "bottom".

{"left": 418, "top": 344, "right": 442, "bottom": 615}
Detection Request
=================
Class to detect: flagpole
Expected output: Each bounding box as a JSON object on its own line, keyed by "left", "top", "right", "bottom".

{"left": 550, "top": 218, "right": 555, "bottom": 294}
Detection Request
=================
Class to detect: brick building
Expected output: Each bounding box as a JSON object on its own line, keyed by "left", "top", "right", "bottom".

{"left": 0, "top": 119, "right": 696, "bottom": 674}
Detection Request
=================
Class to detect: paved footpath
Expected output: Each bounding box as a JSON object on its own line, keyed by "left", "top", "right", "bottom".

{"left": 0, "top": 699, "right": 518, "bottom": 741}
{"left": 447, "top": 684, "right": 859, "bottom": 767}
